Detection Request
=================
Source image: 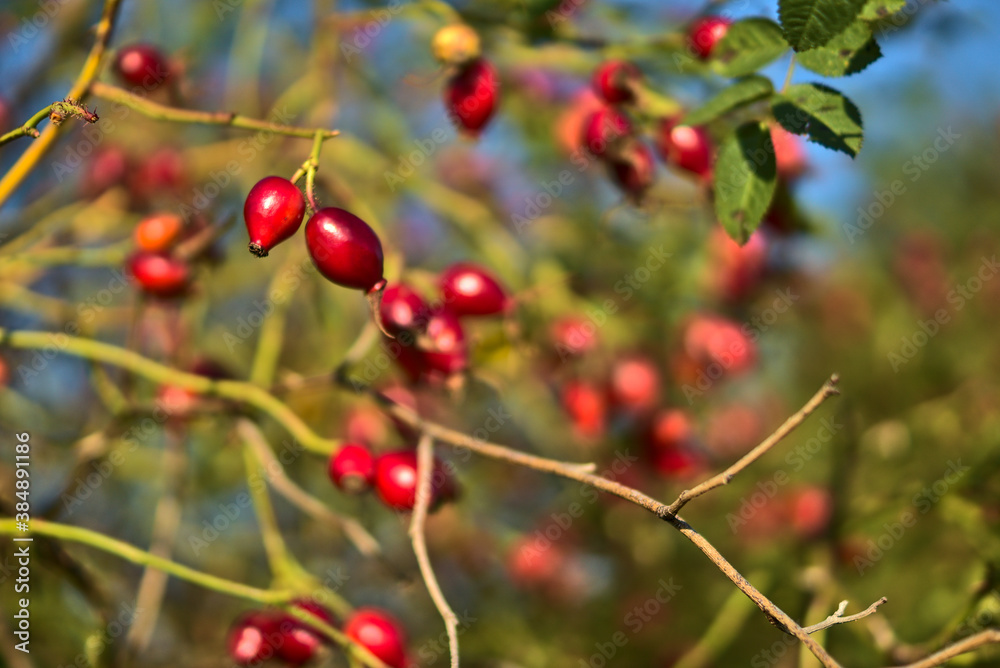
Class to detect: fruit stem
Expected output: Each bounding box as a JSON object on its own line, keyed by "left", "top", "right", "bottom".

{"left": 366, "top": 280, "right": 395, "bottom": 339}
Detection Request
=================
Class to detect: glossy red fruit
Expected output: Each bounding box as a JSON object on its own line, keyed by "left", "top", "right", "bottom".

{"left": 374, "top": 450, "right": 455, "bottom": 511}
{"left": 439, "top": 262, "right": 508, "bottom": 316}
{"left": 134, "top": 212, "right": 183, "bottom": 253}
{"left": 592, "top": 60, "right": 641, "bottom": 105}
{"left": 609, "top": 142, "right": 656, "bottom": 201}
{"left": 646, "top": 409, "right": 705, "bottom": 478}
{"left": 688, "top": 16, "right": 731, "bottom": 59}
{"left": 305, "top": 207, "right": 385, "bottom": 292}
{"left": 227, "top": 611, "right": 279, "bottom": 665}
{"left": 445, "top": 58, "right": 500, "bottom": 136}
{"left": 609, "top": 356, "right": 660, "bottom": 414}
{"left": 420, "top": 309, "right": 468, "bottom": 377}
{"left": 657, "top": 119, "right": 713, "bottom": 178}
{"left": 114, "top": 44, "right": 171, "bottom": 90}
{"left": 380, "top": 284, "right": 430, "bottom": 337}
{"left": 273, "top": 600, "right": 337, "bottom": 666}
{"left": 244, "top": 176, "right": 306, "bottom": 257}
{"left": 561, "top": 379, "right": 607, "bottom": 440}
{"left": 328, "top": 443, "right": 376, "bottom": 494}
{"left": 128, "top": 252, "right": 191, "bottom": 297}
{"left": 345, "top": 608, "right": 408, "bottom": 668}
{"left": 582, "top": 107, "right": 633, "bottom": 158}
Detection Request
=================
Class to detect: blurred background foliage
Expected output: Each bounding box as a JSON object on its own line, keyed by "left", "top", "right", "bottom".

{"left": 1, "top": 0, "right": 999, "bottom": 667}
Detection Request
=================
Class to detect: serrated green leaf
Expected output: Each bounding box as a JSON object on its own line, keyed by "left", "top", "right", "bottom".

{"left": 859, "top": 0, "right": 907, "bottom": 21}
{"left": 713, "top": 122, "right": 777, "bottom": 245}
{"left": 683, "top": 76, "right": 774, "bottom": 126}
{"left": 711, "top": 18, "right": 789, "bottom": 78}
{"left": 797, "top": 20, "right": 882, "bottom": 77}
{"left": 779, "top": 0, "right": 867, "bottom": 51}
{"left": 772, "top": 83, "right": 864, "bottom": 157}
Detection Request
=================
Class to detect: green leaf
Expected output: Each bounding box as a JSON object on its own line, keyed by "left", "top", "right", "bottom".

{"left": 713, "top": 122, "right": 778, "bottom": 245}
{"left": 683, "top": 76, "right": 774, "bottom": 126}
{"left": 772, "top": 83, "right": 864, "bottom": 157}
{"left": 711, "top": 18, "right": 789, "bottom": 78}
{"left": 796, "top": 20, "right": 882, "bottom": 77}
{"left": 859, "top": 0, "right": 907, "bottom": 20}
{"left": 778, "top": 0, "right": 867, "bottom": 51}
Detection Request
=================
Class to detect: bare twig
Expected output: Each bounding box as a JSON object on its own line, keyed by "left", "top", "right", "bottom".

{"left": 803, "top": 598, "right": 888, "bottom": 635}
{"left": 237, "top": 419, "right": 382, "bottom": 558}
{"left": 665, "top": 375, "right": 840, "bottom": 516}
{"left": 896, "top": 629, "right": 1000, "bottom": 668}
{"left": 409, "top": 433, "right": 460, "bottom": 668}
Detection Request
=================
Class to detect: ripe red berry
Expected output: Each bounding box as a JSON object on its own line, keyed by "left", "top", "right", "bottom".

{"left": 114, "top": 44, "right": 171, "bottom": 89}
{"left": 445, "top": 58, "right": 500, "bottom": 136}
{"left": 683, "top": 315, "right": 756, "bottom": 375}
{"left": 609, "top": 355, "right": 661, "bottom": 414}
{"left": 134, "top": 212, "right": 183, "bottom": 253}
{"left": 305, "top": 207, "right": 385, "bottom": 292}
{"left": 439, "top": 262, "right": 509, "bottom": 316}
{"left": 244, "top": 176, "right": 306, "bottom": 257}
{"left": 344, "top": 608, "right": 408, "bottom": 668}
{"left": 608, "top": 142, "right": 656, "bottom": 201}
{"left": 592, "top": 60, "right": 641, "bottom": 105}
{"left": 646, "top": 409, "right": 705, "bottom": 479}
{"left": 657, "top": 119, "right": 713, "bottom": 178}
{"left": 328, "top": 443, "right": 376, "bottom": 494}
{"left": 550, "top": 317, "right": 598, "bottom": 357}
{"left": 380, "top": 283, "right": 431, "bottom": 337}
{"left": 227, "top": 611, "right": 279, "bottom": 665}
{"left": 374, "top": 450, "right": 456, "bottom": 511}
{"left": 420, "top": 308, "right": 468, "bottom": 377}
{"left": 272, "top": 600, "right": 337, "bottom": 666}
{"left": 128, "top": 252, "right": 191, "bottom": 297}
{"left": 688, "top": 16, "right": 732, "bottom": 59}
{"left": 561, "top": 379, "right": 607, "bottom": 440}
{"left": 582, "top": 107, "right": 633, "bottom": 158}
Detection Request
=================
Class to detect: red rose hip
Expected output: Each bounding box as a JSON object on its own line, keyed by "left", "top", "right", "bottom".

{"left": 305, "top": 207, "right": 385, "bottom": 291}
{"left": 445, "top": 58, "right": 500, "bottom": 136}
{"left": 420, "top": 308, "right": 468, "bottom": 377}
{"left": 439, "top": 262, "right": 508, "bottom": 316}
{"left": 328, "top": 443, "right": 376, "bottom": 494}
{"left": 582, "top": 107, "right": 633, "bottom": 158}
{"left": 345, "top": 608, "right": 408, "bottom": 668}
{"left": 227, "top": 611, "right": 279, "bottom": 665}
{"left": 244, "top": 176, "right": 306, "bottom": 257}
{"left": 688, "top": 16, "right": 731, "bottom": 59}
{"left": 128, "top": 252, "right": 191, "bottom": 297}
{"left": 609, "top": 142, "right": 655, "bottom": 201}
{"left": 380, "top": 283, "right": 430, "bottom": 336}
{"left": 657, "top": 119, "right": 713, "bottom": 178}
{"left": 374, "top": 450, "right": 456, "bottom": 511}
{"left": 592, "top": 60, "right": 641, "bottom": 105}
{"left": 114, "top": 44, "right": 171, "bottom": 89}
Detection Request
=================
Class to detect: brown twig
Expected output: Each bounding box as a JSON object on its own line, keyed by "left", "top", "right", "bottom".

{"left": 803, "top": 598, "right": 889, "bottom": 634}
{"left": 665, "top": 375, "right": 841, "bottom": 516}
{"left": 409, "top": 433, "right": 460, "bottom": 668}
{"left": 896, "top": 630, "right": 1000, "bottom": 668}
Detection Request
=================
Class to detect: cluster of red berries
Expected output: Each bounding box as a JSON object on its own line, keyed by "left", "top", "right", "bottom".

{"left": 328, "top": 440, "right": 458, "bottom": 511}
{"left": 434, "top": 25, "right": 500, "bottom": 136}
{"left": 228, "top": 601, "right": 408, "bottom": 668}
{"left": 379, "top": 262, "right": 509, "bottom": 383}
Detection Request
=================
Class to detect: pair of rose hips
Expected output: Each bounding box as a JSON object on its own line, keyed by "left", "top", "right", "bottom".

{"left": 228, "top": 602, "right": 407, "bottom": 668}
{"left": 329, "top": 442, "right": 458, "bottom": 511}
{"left": 244, "top": 175, "right": 387, "bottom": 296}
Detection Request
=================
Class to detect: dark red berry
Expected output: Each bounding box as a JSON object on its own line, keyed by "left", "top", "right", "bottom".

{"left": 645, "top": 409, "right": 705, "bottom": 479}
{"left": 683, "top": 314, "right": 756, "bottom": 375}
{"left": 114, "top": 44, "right": 171, "bottom": 89}
{"left": 439, "top": 262, "right": 508, "bottom": 316}
{"left": 445, "top": 58, "right": 500, "bottom": 136}
{"left": 305, "top": 207, "right": 385, "bottom": 292}
{"left": 657, "top": 119, "right": 713, "bottom": 178}
{"left": 582, "top": 107, "right": 633, "bottom": 158}
{"left": 380, "top": 283, "right": 431, "bottom": 337}
{"left": 227, "top": 611, "right": 279, "bottom": 665}
{"left": 592, "top": 60, "right": 641, "bottom": 105}
{"left": 328, "top": 443, "right": 376, "bottom": 494}
{"left": 345, "top": 608, "right": 408, "bottom": 668}
{"left": 374, "top": 450, "right": 456, "bottom": 511}
{"left": 128, "top": 252, "right": 191, "bottom": 297}
{"left": 608, "top": 142, "right": 655, "bottom": 201}
{"left": 688, "top": 16, "right": 731, "bottom": 59}
{"left": 244, "top": 176, "right": 306, "bottom": 257}
{"left": 419, "top": 309, "right": 468, "bottom": 377}
{"left": 271, "top": 600, "right": 337, "bottom": 666}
